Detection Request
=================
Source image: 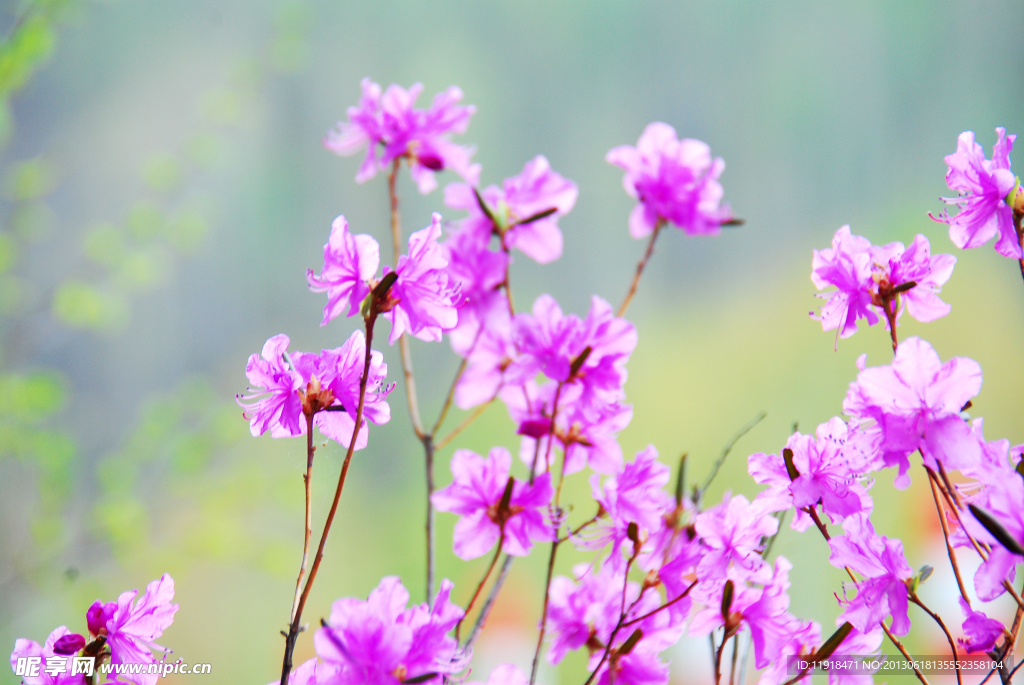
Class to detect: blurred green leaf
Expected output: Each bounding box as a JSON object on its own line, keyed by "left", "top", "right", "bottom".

{"left": 167, "top": 208, "right": 209, "bottom": 254}
{"left": 52, "top": 281, "right": 129, "bottom": 330}
{"left": 172, "top": 433, "right": 213, "bottom": 474}
{"left": 95, "top": 497, "right": 149, "bottom": 549}
{"left": 0, "top": 274, "right": 26, "bottom": 315}
{"left": 10, "top": 201, "right": 56, "bottom": 241}
{"left": 125, "top": 201, "right": 163, "bottom": 242}
{"left": 83, "top": 222, "right": 127, "bottom": 267}
{"left": 3, "top": 156, "right": 55, "bottom": 200}
{"left": 116, "top": 249, "right": 168, "bottom": 290}
{"left": 30, "top": 513, "right": 62, "bottom": 545}
{"left": 0, "top": 371, "right": 65, "bottom": 419}
{"left": 0, "top": 232, "right": 17, "bottom": 273}
{"left": 0, "top": 15, "right": 56, "bottom": 95}
{"left": 143, "top": 152, "right": 182, "bottom": 193}
{"left": 185, "top": 131, "right": 223, "bottom": 168}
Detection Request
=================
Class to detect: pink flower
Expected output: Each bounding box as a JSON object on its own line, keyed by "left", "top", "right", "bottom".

{"left": 963, "top": 474, "right": 1024, "bottom": 602}
{"left": 466, "top": 664, "right": 537, "bottom": 685}
{"left": 501, "top": 379, "right": 632, "bottom": 476}
{"left": 694, "top": 494, "right": 778, "bottom": 582}
{"left": 324, "top": 78, "right": 479, "bottom": 194}
{"left": 811, "top": 226, "right": 955, "bottom": 342}
{"left": 505, "top": 295, "right": 637, "bottom": 410}
{"left": 828, "top": 514, "right": 913, "bottom": 636}
{"left": 431, "top": 447, "right": 554, "bottom": 560}
{"left": 306, "top": 215, "right": 380, "bottom": 326}
{"left": 91, "top": 574, "right": 179, "bottom": 685}
{"left": 749, "top": 417, "right": 874, "bottom": 531}
{"left": 441, "top": 223, "right": 509, "bottom": 357}
{"left": 10, "top": 627, "right": 88, "bottom": 685}
{"left": 455, "top": 322, "right": 516, "bottom": 409}
{"left": 382, "top": 214, "right": 462, "bottom": 345}
{"left": 843, "top": 337, "right": 983, "bottom": 488}
{"left": 314, "top": 577, "right": 465, "bottom": 685}
{"left": 237, "top": 332, "right": 391, "bottom": 449}
{"left": 582, "top": 446, "right": 673, "bottom": 567}
{"left": 932, "top": 128, "right": 1020, "bottom": 259}
{"left": 606, "top": 122, "right": 732, "bottom": 239}
{"left": 267, "top": 657, "right": 338, "bottom": 685}
{"left": 957, "top": 598, "right": 1004, "bottom": 654}
{"left": 444, "top": 155, "right": 578, "bottom": 263}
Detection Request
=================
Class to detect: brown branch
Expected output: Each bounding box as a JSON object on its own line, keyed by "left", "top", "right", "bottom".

{"left": 909, "top": 592, "right": 962, "bottom": 685}
{"left": 618, "top": 220, "right": 663, "bottom": 317}
{"left": 287, "top": 415, "right": 316, "bottom": 626}
{"left": 926, "top": 469, "right": 971, "bottom": 604}
{"left": 456, "top": 531, "right": 505, "bottom": 642}
{"left": 435, "top": 399, "right": 494, "bottom": 450}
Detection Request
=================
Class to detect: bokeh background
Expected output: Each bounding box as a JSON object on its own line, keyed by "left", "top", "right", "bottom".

{"left": 1, "top": 1, "right": 1022, "bottom": 683}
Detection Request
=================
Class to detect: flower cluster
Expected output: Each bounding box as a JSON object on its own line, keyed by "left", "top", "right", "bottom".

{"left": 11, "top": 575, "right": 178, "bottom": 685}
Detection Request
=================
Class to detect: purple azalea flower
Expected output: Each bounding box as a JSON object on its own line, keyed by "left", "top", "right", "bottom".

{"left": 10, "top": 627, "right": 88, "bottom": 685}
{"left": 962, "top": 474, "right": 1024, "bottom": 601}
{"left": 694, "top": 494, "right": 778, "bottom": 582}
{"left": 546, "top": 563, "right": 680, "bottom": 685}
{"left": 324, "top": 78, "right": 480, "bottom": 194}
{"left": 505, "top": 294, "right": 637, "bottom": 410}
{"left": 581, "top": 446, "right": 673, "bottom": 567}
{"left": 749, "top": 417, "right": 874, "bottom": 531}
{"left": 382, "top": 213, "right": 462, "bottom": 345}
{"left": 932, "top": 128, "right": 1020, "bottom": 259}
{"left": 606, "top": 122, "right": 732, "bottom": 239}
{"left": 501, "top": 379, "right": 632, "bottom": 476}
{"left": 811, "top": 226, "right": 955, "bottom": 342}
{"left": 754, "top": 619, "right": 822, "bottom": 685}
{"left": 441, "top": 223, "right": 509, "bottom": 357}
{"left": 740, "top": 558, "right": 815, "bottom": 671}
{"left": 89, "top": 574, "right": 178, "bottom": 685}
{"left": 957, "top": 598, "right": 1005, "bottom": 654}
{"left": 314, "top": 576, "right": 465, "bottom": 685}
{"left": 431, "top": 447, "right": 554, "bottom": 560}
{"left": 306, "top": 215, "right": 381, "bottom": 326}
{"left": 455, "top": 322, "right": 516, "bottom": 410}
{"left": 843, "top": 337, "right": 983, "bottom": 488}
{"left": 466, "top": 664, "right": 535, "bottom": 685}
{"left": 444, "top": 155, "right": 578, "bottom": 264}
{"left": 237, "top": 334, "right": 304, "bottom": 438}
{"left": 237, "top": 332, "right": 391, "bottom": 450}
{"left": 828, "top": 514, "right": 913, "bottom": 636}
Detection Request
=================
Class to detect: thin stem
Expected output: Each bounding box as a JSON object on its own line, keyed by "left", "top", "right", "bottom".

{"left": 714, "top": 630, "right": 728, "bottom": 685}
{"left": 696, "top": 412, "right": 767, "bottom": 504}
{"left": 729, "top": 634, "right": 739, "bottom": 685}
{"left": 803, "top": 500, "right": 930, "bottom": 685}
{"left": 280, "top": 314, "right": 378, "bottom": 685}
{"left": 435, "top": 399, "right": 493, "bottom": 450}
{"left": 908, "top": 593, "right": 961, "bottom": 685}
{"left": 618, "top": 220, "right": 663, "bottom": 317}
{"left": 582, "top": 555, "right": 646, "bottom": 685}
{"left": 431, "top": 358, "right": 467, "bottom": 435}
{"left": 883, "top": 297, "right": 899, "bottom": 353}
{"left": 288, "top": 415, "right": 316, "bottom": 624}
{"left": 423, "top": 433, "right": 435, "bottom": 606}
{"left": 456, "top": 531, "right": 505, "bottom": 642}
{"left": 622, "top": 580, "right": 697, "bottom": 627}
{"left": 530, "top": 538, "right": 561, "bottom": 685}
{"left": 1015, "top": 210, "right": 1024, "bottom": 287}
{"left": 926, "top": 470, "right": 971, "bottom": 604}
{"left": 463, "top": 554, "right": 514, "bottom": 652}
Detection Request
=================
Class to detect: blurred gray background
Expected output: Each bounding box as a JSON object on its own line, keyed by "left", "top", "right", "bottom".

{"left": 1, "top": 1, "right": 1022, "bottom": 682}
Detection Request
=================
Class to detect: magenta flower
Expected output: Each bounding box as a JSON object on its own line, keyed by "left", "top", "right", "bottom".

{"left": 10, "top": 627, "right": 88, "bottom": 685}
{"left": 306, "top": 215, "right": 381, "bottom": 326}
{"left": 501, "top": 379, "right": 632, "bottom": 476}
{"left": 957, "top": 598, "right": 1005, "bottom": 653}
{"left": 546, "top": 563, "right": 680, "bottom": 685}
{"left": 455, "top": 322, "right": 516, "bottom": 409}
{"left": 738, "top": 558, "right": 814, "bottom": 671}
{"left": 324, "top": 78, "right": 480, "bottom": 194}
{"left": 382, "top": 213, "right": 462, "bottom": 345}
{"left": 267, "top": 657, "right": 337, "bottom": 685}
{"left": 505, "top": 294, "right": 637, "bottom": 410}
{"left": 749, "top": 417, "right": 874, "bottom": 531}
{"left": 314, "top": 576, "right": 465, "bottom": 685}
{"left": 932, "top": 128, "right": 1020, "bottom": 258}
{"left": 431, "top": 447, "right": 554, "bottom": 560}
{"left": 828, "top": 514, "right": 913, "bottom": 636}
{"left": 441, "top": 223, "right": 509, "bottom": 357}
{"left": 582, "top": 446, "right": 673, "bottom": 567}
{"left": 237, "top": 332, "right": 391, "bottom": 449}
{"left": 694, "top": 494, "right": 778, "bottom": 582}
{"left": 466, "top": 664, "right": 535, "bottom": 685}
{"left": 811, "top": 226, "right": 955, "bottom": 342}
{"left": 89, "top": 574, "right": 178, "bottom": 685}
{"left": 444, "top": 155, "right": 578, "bottom": 264}
{"left": 606, "top": 122, "right": 732, "bottom": 239}
{"left": 962, "top": 473, "right": 1024, "bottom": 602}
{"left": 843, "top": 337, "right": 983, "bottom": 488}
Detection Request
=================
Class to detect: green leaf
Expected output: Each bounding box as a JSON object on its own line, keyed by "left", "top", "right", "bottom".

{"left": 83, "top": 223, "right": 127, "bottom": 267}
{"left": 0, "top": 15, "right": 56, "bottom": 95}
{"left": 3, "top": 156, "right": 55, "bottom": 201}
{"left": 10, "top": 201, "right": 56, "bottom": 241}
{"left": 143, "top": 153, "right": 182, "bottom": 193}
{"left": 125, "top": 201, "right": 163, "bottom": 242}
{"left": 0, "top": 232, "right": 17, "bottom": 273}
{"left": 52, "top": 281, "right": 129, "bottom": 330}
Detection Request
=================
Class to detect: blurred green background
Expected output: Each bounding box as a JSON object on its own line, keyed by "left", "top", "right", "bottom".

{"left": 1, "top": 1, "right": 1022, "bottom": 683}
